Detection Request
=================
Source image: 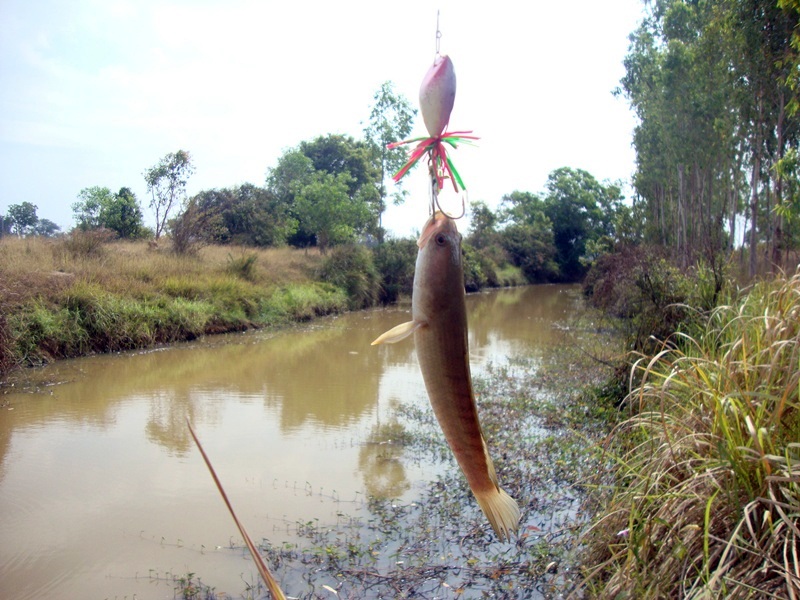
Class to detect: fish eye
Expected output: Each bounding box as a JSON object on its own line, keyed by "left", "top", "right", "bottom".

{"left": 435, "top": 233, "right": 447, "bottom": 246}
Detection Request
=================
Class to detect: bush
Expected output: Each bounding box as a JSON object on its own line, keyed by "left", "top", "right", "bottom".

{"left": 372, "top": 238, "right": 417, "bottom": 304}
{"left": 462, "top": 243, "right": 498, "bottom": 292}
{"left": 58, "top": 229, "right": 116, "bottom": 259}
{"left": 226, "top": 252, "right": 259, "bottom": 282}
{"left": 317, "top": 244, "right": 381, "bottom": 309}
{"left": 583, "top": 245, "right": 698, "bottom": 352}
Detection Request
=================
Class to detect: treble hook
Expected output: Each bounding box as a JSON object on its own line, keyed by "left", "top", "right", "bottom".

{"left": 429, "top": 164, "right": 466, "bottom": 220}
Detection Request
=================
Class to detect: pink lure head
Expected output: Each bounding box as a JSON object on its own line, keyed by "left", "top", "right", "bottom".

{"left": 419, "top": 55, "right": 456, "bottom": 138}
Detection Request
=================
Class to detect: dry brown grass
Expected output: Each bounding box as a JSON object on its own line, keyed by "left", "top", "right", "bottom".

{"left": 0, "top": 235, "right": 346, "bottom": 376}
{"left": 0, "top": 236, "right": 325, "bottom": 306}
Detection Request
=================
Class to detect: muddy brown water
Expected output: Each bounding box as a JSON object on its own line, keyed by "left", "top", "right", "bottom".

{"left": 0, "top": 284, "right": 582, "bottom": 599}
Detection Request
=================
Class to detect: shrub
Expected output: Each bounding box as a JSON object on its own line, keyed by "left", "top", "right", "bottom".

{"left": 317, "top": 245, "right": 381, "bottom": 309}
{"left": 59, "top": 229, "right": 116, "bottom": 259}
{"left": 584, "top": 245, "right": 699, "bottom": 352}
{"left": 226, "top": 252, "right": 259, "bottom": 282}
{"left": 372, "top": 238, "right": 417, "bottom": 304}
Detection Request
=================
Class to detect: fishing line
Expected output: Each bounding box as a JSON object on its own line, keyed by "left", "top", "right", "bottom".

{"left": 435, "top": 10, "right": 442, "bottom": 58}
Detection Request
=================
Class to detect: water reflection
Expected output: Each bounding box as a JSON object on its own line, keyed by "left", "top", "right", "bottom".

{"left": 0, "top": 285, "right": 581, "bottom": 600}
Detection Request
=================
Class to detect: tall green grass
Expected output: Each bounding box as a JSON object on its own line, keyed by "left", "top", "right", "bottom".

{"left": 581, "top": 273, "right": 800, "bottom": 598}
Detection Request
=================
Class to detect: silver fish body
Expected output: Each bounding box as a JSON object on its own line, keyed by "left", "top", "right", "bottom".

{"left": 372, "top": 211, "right": 520, "bottom": 541}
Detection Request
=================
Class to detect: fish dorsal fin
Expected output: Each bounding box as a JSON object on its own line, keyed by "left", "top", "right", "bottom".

{"left": 371, "top": 320, "right": 424, "bottom": 345}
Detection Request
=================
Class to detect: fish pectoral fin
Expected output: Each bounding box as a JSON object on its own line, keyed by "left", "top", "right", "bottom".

{"left": 371, "top": 320, "right": 424, "bottom": 345}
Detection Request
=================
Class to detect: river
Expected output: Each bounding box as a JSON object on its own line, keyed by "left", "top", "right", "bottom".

{"left": 0, "top": 284, "right": 583, "bottom": 599}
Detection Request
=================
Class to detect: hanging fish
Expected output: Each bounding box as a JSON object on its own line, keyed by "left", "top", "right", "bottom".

{"left": 372, "top": 212, "right": 520, "bottom": 541}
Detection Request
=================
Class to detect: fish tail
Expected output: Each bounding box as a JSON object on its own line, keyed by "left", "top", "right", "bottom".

{"left": 474, "top": 487, "right": 520, "bottom": 542}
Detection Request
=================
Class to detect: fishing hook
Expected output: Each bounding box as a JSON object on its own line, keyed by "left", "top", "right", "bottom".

{"left": 429, "top": 163, "right": 466, "bottom": 220}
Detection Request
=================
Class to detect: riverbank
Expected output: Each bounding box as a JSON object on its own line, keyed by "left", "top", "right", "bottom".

{"left": 0, "top": 235, "right": 348, "bottom": 379}
{"left": 0, "top": 234, "right": 527, "bottom": 382}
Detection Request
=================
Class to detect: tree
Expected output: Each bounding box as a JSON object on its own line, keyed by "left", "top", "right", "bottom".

{"left": 467, "top": 200, "right": 500, "bottom": 249}
{"left": 73, "top": 186, "right": 114, "bottom": 231}
{"left": 363, "top": 81, "right": 417, "bottom": 242}
{"left": 104, "top": 187, "right": 145, "bottom": 238}
{"left": 620, "top": 0, "right": 800, "bottom": 275}
{"left": 183, "top": 184, "right": 298, "bottom": 247}
{"left": 72, "top": 186, "right": 145, "bottom": 238}
{"left": 298, "top": 135, "right": 381, "bottom": 237}
{"left": 267, "top": 138, "right": 380, "bottom": 248}
{"left": 144, "top": 150, "right": 195, "bottom": 239}
{"left": 294, "top": 171, "right": 371, "bottom": 253}
{"left": 33, "top": 219, "right": 61, "bottom": 237}
{"left": 7, "top": 202, "right": 38, "bottom": 236}
{"left": 0, "top": 213, "right": 12, "bottom": 237}
{"left": 542, "top": 167, "right": 623, "bottom": 280}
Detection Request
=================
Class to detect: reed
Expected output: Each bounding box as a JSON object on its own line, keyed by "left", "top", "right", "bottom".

{"left": 581, "top": 273, "right": 800, "bottom": 598}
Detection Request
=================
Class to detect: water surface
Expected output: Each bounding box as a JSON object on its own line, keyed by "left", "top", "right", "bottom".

{"left": 0, "top": 284, "right": 580, "bottom": 599}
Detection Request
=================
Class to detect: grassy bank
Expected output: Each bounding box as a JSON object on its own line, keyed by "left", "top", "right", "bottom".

{"left": 0, "top": 234, "right": 526, "bottom": 380}
{"left": 580, "top": 272, "right": 800, "bottom": 598}
{"left": 0, "top": 233, "right": 528, "bottom": 381}
{"left": 0, "top": 236, "right": 348, "bottom": 377}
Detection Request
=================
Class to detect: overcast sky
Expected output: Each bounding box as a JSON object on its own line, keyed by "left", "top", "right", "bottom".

{"left": 0, "top": 0, "right": 644, "bottom": 237}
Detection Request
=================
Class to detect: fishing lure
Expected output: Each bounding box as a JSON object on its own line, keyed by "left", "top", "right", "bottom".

{"left": 389, "top": 22, "right": 478, "bottom": 195}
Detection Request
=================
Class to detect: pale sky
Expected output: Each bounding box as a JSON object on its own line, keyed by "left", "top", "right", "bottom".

{"left": 0, "top": 0, "right": 644, "bottom": 237}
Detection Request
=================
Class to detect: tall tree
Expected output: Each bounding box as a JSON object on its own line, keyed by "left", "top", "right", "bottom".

{"left": 363, "top": 81, "right": 417, "bottom": 242}
{"left": 620, "top": 0, "right": 800, "bottom": 275}
{"left": 143, "top": 150, "right": 195, "bottom": 239}
{"left": 298, "top": 134, "right": 381, "bottom": 236}
{"left": 267, "top": 137, "right": 380, "bottom": 248}
{"left": 7, "top": 202, "right": 38, "bottom": 236}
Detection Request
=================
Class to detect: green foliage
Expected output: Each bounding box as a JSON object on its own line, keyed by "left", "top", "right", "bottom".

{"left": 584, "top": 245, "right": 703, "bottom": 353}
{"left": 259, "top": 283, "right": 348, "bottom": 322}
{"left": 372, "top": 237, "right": 417, "bottom": 303}
{"left": 467, "top": 200, "right": 500, "bottom": 250}
{"left": 363, "top": 81, "right": 417, "bottom": 241}
{"left": 317, "top": 244, "right": 381, "bottom": 309}
{"left": 543, "top": 168, "right": 623, "bottom": 280}
{"left": 73, "top": 186, "right": 144, "bottom": 238}
{"left": 7, "top": 201, "right": 38, "bottom": 235}
{"left": 462, "top": 242, "right": 499, "bottom": 291}
{"left": 104, "top": 187, "right": 145, "bottom": 238}
{"left": 295, "top": 172, "right": 371, "bottom": 253}
{"left": 182, "top": 184, "right": 298, "bottom": 248}
{"left": 499, "top": 220, "right": 559, "bottom": 283}
{"left": 33, "top": 218, "right": 61, "bottom": 237}
{"left": 268, "top": 136, "right": 380, "bottom": 249}
{"left": 620, "top": 0, "right": 800, "bottom": 274}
